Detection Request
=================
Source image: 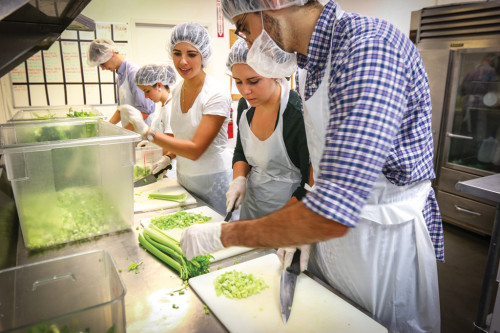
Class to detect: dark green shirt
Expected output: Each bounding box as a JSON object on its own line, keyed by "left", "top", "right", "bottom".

{"left": 232, "top": 89, "right": 310, "bottom": 200}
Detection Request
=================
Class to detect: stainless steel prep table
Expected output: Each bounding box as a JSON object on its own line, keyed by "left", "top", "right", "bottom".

{"left": 13, "top": 195, "right": 380, "bottom": 332}
{"left": 456, "top": 174, "right": 500, "bottom": 332}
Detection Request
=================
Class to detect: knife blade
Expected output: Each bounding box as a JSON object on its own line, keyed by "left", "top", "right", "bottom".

{"left": 133, "top": 164, "right": 172, "bottom": 187}
{"left": 280, "top": 249, "right": 301, "bottom": 324}
{"left": 224, "top": 205, "right": 235, "bottom": 222}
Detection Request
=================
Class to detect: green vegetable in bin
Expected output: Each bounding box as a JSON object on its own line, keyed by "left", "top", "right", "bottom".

{"left": 15, "top": 122, "right": 98, "bottom": 143}
{"left": 66, "top": 107, "right": 99, "bottom": 118}
{"left": 19, "top": 186, "right": 127, "bottom": 249}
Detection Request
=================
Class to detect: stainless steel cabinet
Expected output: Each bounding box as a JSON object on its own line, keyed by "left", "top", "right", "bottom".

{"left": 412, "top": 2, "right": 500, "bottom": 235}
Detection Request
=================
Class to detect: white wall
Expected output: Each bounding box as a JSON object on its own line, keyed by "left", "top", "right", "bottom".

{"left": 81, "top": 0, "right": 232, "bottom": 88}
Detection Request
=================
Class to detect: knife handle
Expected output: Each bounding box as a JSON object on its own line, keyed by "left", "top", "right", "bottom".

{"left": 153, "top": 164, "right": 173, "bottom": 178}
{"left": 286, "top": 249, "right": 301, "bottom": 275}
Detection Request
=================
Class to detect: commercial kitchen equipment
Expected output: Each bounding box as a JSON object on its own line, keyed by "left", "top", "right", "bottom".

{"left": 0, "top": 0, "right": 94, "bottom": 78}
{"left": 411, "top": 1, "right": 500, "bottom": 235}
{"left": 0, "top": 118, "right": 141, "bottom": 249}
{"left": 0, "top": 250, "right": 126, "bottom": 333}
{"left": 456, "top": 174, "right": 500, "bottom": 332}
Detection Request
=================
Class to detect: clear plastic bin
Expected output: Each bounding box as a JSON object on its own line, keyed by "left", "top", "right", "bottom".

{"left": 0, "top": 119, "right": 141, "bottom": 249}
{"left": 134, "top": 145, "right": 162, "bottom": 181}
{"left": 0, "top": 250, "right": 126, "bottom": 332}
{"left": 9, "top": 105, "right": 105, "bottom": 122}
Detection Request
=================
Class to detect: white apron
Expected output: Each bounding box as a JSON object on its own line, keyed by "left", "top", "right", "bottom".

{"left": 239, "top": 81, "right": 302, "bottom": 219}
{"left": 298, "top": 6, "right": 440, "bottom": 332}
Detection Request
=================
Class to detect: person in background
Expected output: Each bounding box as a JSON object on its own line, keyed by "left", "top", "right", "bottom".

{"left": 120, "top": 22, "right": 232, "bottom": 214}
{"left": 87, "top": 38, "right": 155, "bottom": 129}
{"left": 180, "top": 1, "right": 443, "bottom": 332}
{"left": 134, "top": 64, "right": 177, "bottom": 177}
{"left": 225, "top": 39, "right": 310, "bottom": 219}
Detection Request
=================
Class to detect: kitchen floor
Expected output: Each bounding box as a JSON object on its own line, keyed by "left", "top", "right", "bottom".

{"left": 439, "top": 222, "right": 492, "bottom": 333}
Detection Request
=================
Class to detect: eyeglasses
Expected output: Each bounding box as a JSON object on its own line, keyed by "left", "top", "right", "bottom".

{"left": 234, "top": 13, "right": 248, "bottom": 41}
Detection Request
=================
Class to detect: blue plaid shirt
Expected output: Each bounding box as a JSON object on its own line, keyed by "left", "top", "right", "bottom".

{"left": 298, "top": 1, "right": 444, "bottom": 261}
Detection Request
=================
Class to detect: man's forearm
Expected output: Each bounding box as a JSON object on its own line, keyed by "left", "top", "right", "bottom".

{"left": 220, "top": 201, "right": 349, "bottom": 248}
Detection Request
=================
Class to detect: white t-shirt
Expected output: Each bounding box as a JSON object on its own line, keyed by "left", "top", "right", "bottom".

{"left": 151, "top": 100, "right": 173, "bottom": 134}
{"left": 170, "top": 75, "right": 232, "bottom": 176}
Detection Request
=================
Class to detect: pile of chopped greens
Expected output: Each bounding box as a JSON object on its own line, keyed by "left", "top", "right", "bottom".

{"left": 150, "top": 211, "right": 211, "bottom": 230}
{"left": 19, "top": 186, "right": 127, "bottom": 249}
{"left": 214, "top": 270, "right": 269, "bottom": 299}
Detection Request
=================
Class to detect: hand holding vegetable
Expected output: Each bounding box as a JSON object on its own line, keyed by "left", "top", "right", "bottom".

{"left": 118, "top": 104, "right": 148, "bottom": 136}
{"left": 152, "top": 155, "right": 172, "bottom": 175}
{"left": 225, "top": 176, "right": 247, "bottom": 213}
{"left": 180, "top": 222, "right": 225, "bottom": 260}
{"left": 277, "top": 245, "right": 311, "bottom": 272}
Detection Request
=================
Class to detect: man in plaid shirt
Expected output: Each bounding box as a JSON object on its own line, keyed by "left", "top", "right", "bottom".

{"left": 181, "top": 1, "right": 443, "bottom": 331}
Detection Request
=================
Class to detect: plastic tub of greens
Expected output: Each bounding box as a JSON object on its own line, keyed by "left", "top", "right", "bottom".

{"left": 0, "top": 250, "right": 126, "bottom": 332}
{"left": 134, "top": 145, "right": 162, "bottom": 182}
{"left": 9, "top": 105, "right": 105, "bottom": 122}
{"left": 0, "top": 118, "right": 141, "bottom": 249}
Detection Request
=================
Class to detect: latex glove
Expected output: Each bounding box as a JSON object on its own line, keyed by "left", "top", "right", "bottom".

{"left": 118, "top": 104, "right": 148, "bottom": 136}
{"left": 225, "top": 176, "right": 247, "bottom": 213}
{"left": 152, "top": 155, "right": 172, "bottom": 175}
{"left": 276, "top": 245, "right": 311, "bottom": 272}
{"left": 180, "top": 222, "right": 225, "bottom": 260}
{"left": 137, "top": 140, "right": 149, "bottom": 148}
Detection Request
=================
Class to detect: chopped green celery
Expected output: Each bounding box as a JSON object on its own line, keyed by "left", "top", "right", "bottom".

{"left": 214, "top": 270, "right": 269, "bottom": 299}
{"left": 150, "top": 211, "right": 211, "bottom": 230}
{"left": 148, "top": 193, "right": 188, "bottom": 203}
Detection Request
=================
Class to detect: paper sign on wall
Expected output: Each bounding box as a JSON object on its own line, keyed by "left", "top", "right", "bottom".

{"left": 217, "top": 0, "right": 224, "bottom": 37}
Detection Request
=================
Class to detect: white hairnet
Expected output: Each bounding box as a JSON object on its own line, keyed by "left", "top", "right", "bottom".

{"left": 168, "top": 23, "right": 212, "bottom": 67}
{"left": 221, "top": 0, "right": 309, "bottom": 20}
{"left": 87, "top": 38, "right": 118, "bottom": 67}
{"left": 134, "top": 64, "right": 177, "bottom": 87}
{"left": 226, "top": 38, "right": 249, "bottom": 71}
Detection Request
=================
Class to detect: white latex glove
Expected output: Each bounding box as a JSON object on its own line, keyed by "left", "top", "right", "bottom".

{"left": 276, "top": 245, "right": 311, "bottom": 272}
{"left": 118, "top": 104, "right": 148, "bottom": 136}
{"left": 152, "top": 155, "right": 172, "bottom": 175}
{"left": 180, "top": 222, "right": 225, "bottom": 260}
{"left": 225, "top": 176, "right": 247, "bottom": 213}
{"left": 137, "top": 140, "right": 149, "bottom": 148}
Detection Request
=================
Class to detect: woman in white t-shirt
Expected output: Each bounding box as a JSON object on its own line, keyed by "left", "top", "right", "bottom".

{"left": 134, "top": 63, "right": 177, "bottom": 177}
{"left": 120, "top": 22, "right": 232, "bottom": 214}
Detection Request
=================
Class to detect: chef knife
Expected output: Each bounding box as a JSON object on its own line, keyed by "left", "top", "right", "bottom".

{"left": 134, "top": 164, "right": 172, "bottom": 187}
{"left": 280, "top": 249, "right": 301, "bottom": 324}
{"left": 224, "top": 204, "right": 235, "bottom": 222}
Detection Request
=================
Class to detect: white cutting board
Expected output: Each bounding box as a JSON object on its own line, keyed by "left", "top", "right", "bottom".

{"left": 140, "top": 206, "right": 253, "bottom": 262}
{"left": 134, "top": 178, "right": 197, "bottom": 213}
{"left": 189, "top": 254, "right": 387, "bottom": 333}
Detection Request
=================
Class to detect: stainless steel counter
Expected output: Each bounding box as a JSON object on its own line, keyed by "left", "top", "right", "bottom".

{"left": 456, "top": 174, "right": 500, "bottom": 333}
{"left": 11, "top": 187, "right": 378, "bottom": 332}
{"left": 14, "top": 202, "right": 273, "bottom": 332}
